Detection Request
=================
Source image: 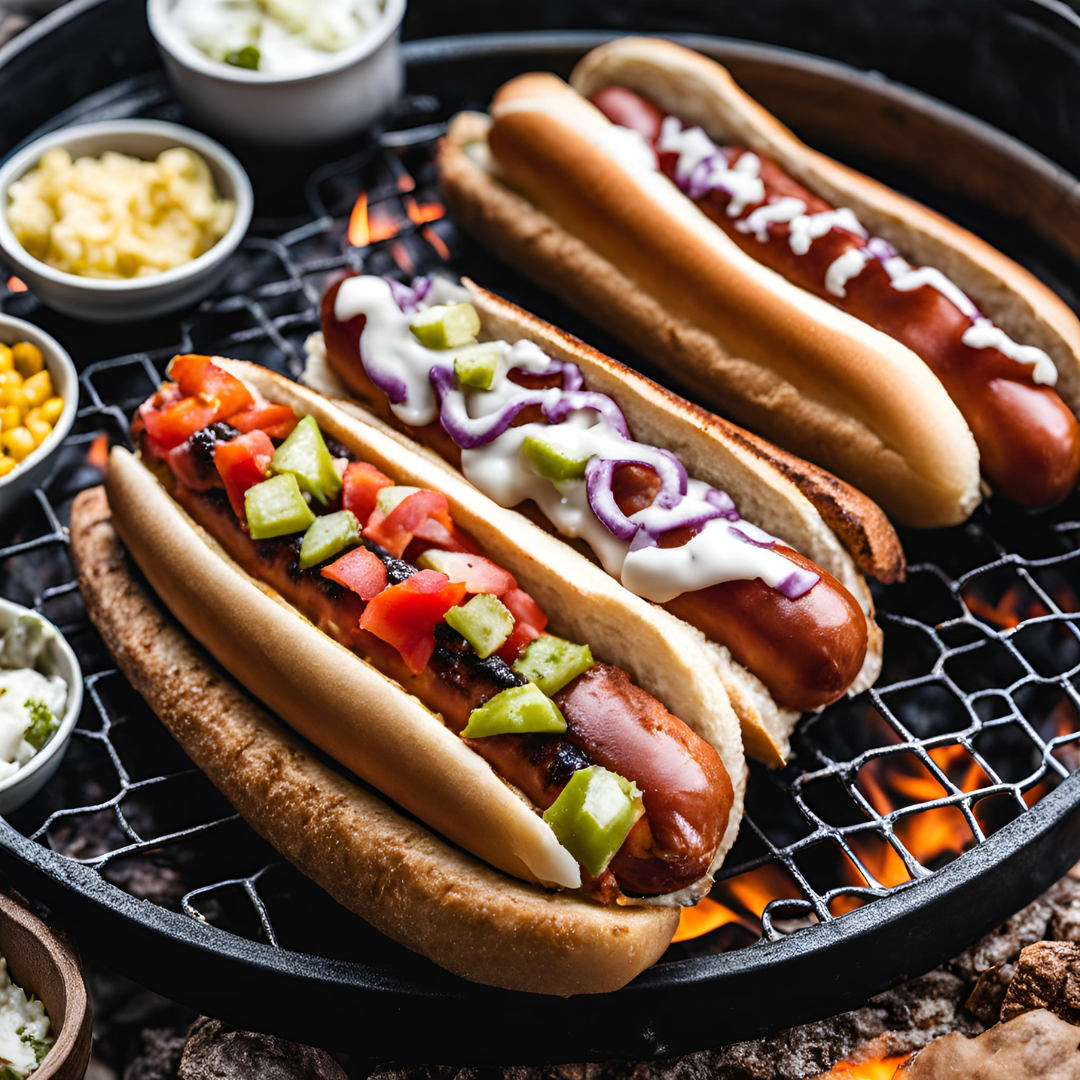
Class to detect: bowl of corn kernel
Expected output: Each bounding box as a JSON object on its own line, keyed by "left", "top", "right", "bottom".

{"left": 0, "top": 120, "right": 252, "bottom": 322}
{"left": 0, "top": 315, "right": 76, "bottom": 514}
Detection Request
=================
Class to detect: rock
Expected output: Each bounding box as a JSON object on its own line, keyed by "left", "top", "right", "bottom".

{"left": 894, "top": 1009, "right": 1080, "bottom": 1078}
{"left": 1001, "top": 941, "right": 1080, "bottom": 1025}
{"left": 123, "top": 1027, "right": 187, "bottom": 1080}
{"left": 179, "top": 1017, "right": 347, "bottom": 1080}
{"left": 949, "top": 896, "right": 1055, "bottom": 983}
{"left": 964, "top": 962, "right": 1015, "bottom": 1026}
{"left": 1052, "top": 898, "right": 1080, "bottom": 943}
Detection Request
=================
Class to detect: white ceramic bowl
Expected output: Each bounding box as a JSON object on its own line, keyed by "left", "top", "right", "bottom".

{"left": 0, "top": 120, "right": 253, "bottom": 323}
{"left": 0, "top": 315, "right": 77, "bottom": 518}
{"left": 147, "top": 0, "right": 405, "bottom": 146}
{"left": 0, "top": 599, "right": 82, "bottom": 815}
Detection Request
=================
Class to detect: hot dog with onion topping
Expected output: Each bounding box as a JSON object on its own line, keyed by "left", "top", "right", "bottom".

{"left": 107, "top": 355, "right": 746, "bottom": 915}
{"left": 434, "top": 38, "right": 1080, "bottom": 526}
{"left": 311, "top": 274, "right": 901, "bottom": 764}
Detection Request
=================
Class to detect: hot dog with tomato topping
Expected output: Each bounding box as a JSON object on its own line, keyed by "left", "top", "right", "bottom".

{"left": 435, "top": 38, "right": 1080, "bottom": 526}
{"left": 98, "top": 355, "right": 748, "bottom": 988}
{"left": 310, "top": 274, "right": 902, "bottom": 764}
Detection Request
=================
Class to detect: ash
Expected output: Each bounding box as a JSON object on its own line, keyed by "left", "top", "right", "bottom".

{"left": 87, "top": 867, "right": 1080, "bottom": 1080}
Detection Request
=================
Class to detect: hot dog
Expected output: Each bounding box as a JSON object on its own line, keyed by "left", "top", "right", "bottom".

{"left": 309, "top": 273, "right": 903, "bottom": 764}
{"left": 435, "top": 39, "right": 1080, "bottom": 525}
{"left": 102, "top": 356, "right": 746, "bottom": 928}
{"left": 588, "top": 84, "right": 1080, "bottom": 508}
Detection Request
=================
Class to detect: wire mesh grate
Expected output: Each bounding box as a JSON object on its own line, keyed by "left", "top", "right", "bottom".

{"left": 1, "top": 80, "right": 1079, "bottom": 972}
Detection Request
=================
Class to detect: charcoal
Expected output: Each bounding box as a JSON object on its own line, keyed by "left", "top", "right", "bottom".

{"left": 1000, "top": 941, "right": 1080, "bottom": 1025}
{"left": 964, "top": 962, "right": 1016, "bottom": 1025}
{"left": 122, "top": 1027, "right": 187, "bottom": 1080}
{"left": 895, "top": 1009, "right": 1080, "bottom": 1079}
{"left": 179, "top": 1017, "right": 347, "bottom": 1080}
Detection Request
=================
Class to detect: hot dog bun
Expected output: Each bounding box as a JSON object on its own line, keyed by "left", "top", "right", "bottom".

{"left": 104, "top": 361, "right": 745, "bottom": 899}
{"left": 437, "top": 83, "right": 986, "bottom": 526}
{"left": 571, "top": 37, "right": 1080, "bottom": 417}
{"left": 69, "top": 485, "right": 680, "bottom": 996}
{"left": 307, "top": 277, "right": 901, "bottom": 765}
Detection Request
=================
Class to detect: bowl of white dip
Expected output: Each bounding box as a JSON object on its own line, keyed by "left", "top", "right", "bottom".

{"left": 0, "top": 892, "right": 91, "bottom": 1080}
{"left": 147, "top": 0, "right": 406, "bottom": 145}
{"left": 0, "top": 603, "right": 82, "bottom": 815}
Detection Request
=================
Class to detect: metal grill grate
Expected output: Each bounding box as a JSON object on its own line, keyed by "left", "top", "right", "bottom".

{"left": 1, "top": 34, "right": 1080, "bottom": 1059}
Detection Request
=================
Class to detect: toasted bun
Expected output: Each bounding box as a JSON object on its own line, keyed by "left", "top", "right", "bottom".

{"left": 571, "top": 37, "right": 1080, "bottom": 416}
{"left": 69, "top": 485, "right": 680, "bottom": 996}
{"left": 106, "top": 361, "right": 745, "bottom": 895}
{"left": 438, "top": 81, "right": 982, "bottom": 527}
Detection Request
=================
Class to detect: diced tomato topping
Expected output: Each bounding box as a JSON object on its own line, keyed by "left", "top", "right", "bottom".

{"left": 363, "top": 490, "right": 453, "bottom": 559}
{"left": 322, "top": 547, "right": 388, "bottom": 601}
{"left": 410, "top": 516, "right": 481, "bottom": 555}
{"left": 422, "top": 551, "right": 516, "bottom": 595}
{"left": 360, "top": 570, "right": 466, "bottom": 669}
{"left": 359, "top": 570, "right": 466, "bottom": 675}
{"left": 224, "top": 402, "right": 299, "bottom": 442}
{"left": 496, "top": 621, "right": 542, "bottom": 664}
{"left": 213, "top": 430, "right": 275, "bottom": 519}
{"left": 166, "top": 440, "right": 221, "bottom": 493}
{"left": 342, "top": 462, "right": 393, "bottom": 524}
{"left": 169, "top": 355, "right": 254, "bottom": 419}
{"left": 495, "top": 587, "right": 549, "bottom": 663}
{"left": 141, "top": 395, "right": 218, "bottom": 450}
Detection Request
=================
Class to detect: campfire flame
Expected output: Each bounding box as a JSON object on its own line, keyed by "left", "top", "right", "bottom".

{"left": 346, "top": 184, "right": 447, "bottom": 260}
{"left": 674, "top": 575, "right": 1079, "bottom": 947}
{"left": 87, "top": 433, "right": 109, "bottom": 471}
{"left": 820, "top": 1053, "right": 908, "bottom": 1079}
{"left": 6, "top": 276, "right": 26, "bottom": 293}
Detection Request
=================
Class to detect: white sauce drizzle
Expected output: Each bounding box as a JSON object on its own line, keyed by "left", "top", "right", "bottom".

{"left": 335, "top": 276, "right": 807, "bottom": 602}
{"left": 637, "top": 115, "right": 1058, "bottom": 384}
{"left": 962, "top": 317, "right": 1058, "bottom": 386}
{"left": 824, "top": 247, "right": 871, "bottom": 299}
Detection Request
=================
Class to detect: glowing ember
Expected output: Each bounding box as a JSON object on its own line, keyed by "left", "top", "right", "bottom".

{"left": 87, "top": 433, "right": 109, "bottom": 471}
{"left": 820, "top": 1053, "right": 908, "bottom": 1079}
{"left": 423, "top": 225, "right": 451, "bottom": 261}
{"left": 393, "top": 160, "right": 416, "bottom": 192}
{"left": 390, "top": 242, "right": 414, "bottom": 273}
{"left": 404, "top": 195, "right": 445, "bottom": 226}
{"left": 6, "top": 276, "right": 26, "bottom": 293}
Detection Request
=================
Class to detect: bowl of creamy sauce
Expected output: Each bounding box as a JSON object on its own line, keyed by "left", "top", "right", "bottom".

{"left": 0, "top": 951, "right": 53, "bottom": 1079}
{"left": 148, "top": 0, "right": 405, "bottom": 145}
{"left": 0, "top": 603, "right": 82, "bottom": 815}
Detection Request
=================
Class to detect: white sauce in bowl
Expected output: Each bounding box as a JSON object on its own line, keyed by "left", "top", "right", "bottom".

{"left": 172, "top": 0, "right": 386, "bottom": 75}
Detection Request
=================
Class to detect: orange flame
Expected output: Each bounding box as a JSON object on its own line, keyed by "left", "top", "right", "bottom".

{"left": 347, "top": 192, "right": 369, "bottom": 247}
{"left": 674, "top": 862, "right": 802, "bottom": 943}
{"left": 87, "top": 433, "right": 109, "bottom": 470}
{"left": 6, "top": 276, "right": 26, "bottom": 293}
{"left": 423, "top": 225, "right": 451, "bottom": 261}
{"left": 821, "top": 1053, "right": 907, "bottom": 1079}
{"left": 393, "top": 160, "right": 416, "bottom": 192}
{"left": 404, "top": 195, "right": 445, "bottom": 226}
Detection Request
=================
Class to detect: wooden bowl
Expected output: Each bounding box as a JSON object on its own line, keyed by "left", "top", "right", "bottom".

{"left": 0, "top": 892, "right": 91, "bottom": 1080}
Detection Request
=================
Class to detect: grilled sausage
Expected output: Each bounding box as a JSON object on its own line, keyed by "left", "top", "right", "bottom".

{"left": 590, "top": 86, "right": 1080, "bottom": 507}
{"left": 167, "top": 471, "right": 731, "bottom": 897}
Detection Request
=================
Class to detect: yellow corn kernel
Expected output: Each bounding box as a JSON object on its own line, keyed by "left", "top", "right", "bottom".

{"left": 40, "top": 397, "right": 64, "bottom": 425}
{"left": 11, "top": 341, "right": 43, "bottom": 378}
{"left": 0, "top": 455, "right": 15, "bottom": 478}
{"left": 22, "top": 370, "right": 52, "bottom": 408}
{"left": 0, "top": 345, "right": 12, "bottom": 375}
{"left": 2, "top": 427, "right": 35, "bottom": 461}
{"left": 0, "top": 370, "right": 21, "bottom": 393}
{"left": 0, "top": 406, "right": 18, "bottom": 432}
{"left": 26, "top": 418, "right": 51, "bottom": 447}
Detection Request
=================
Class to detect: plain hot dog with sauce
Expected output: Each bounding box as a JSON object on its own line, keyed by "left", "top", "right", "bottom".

{"left": 133, "top": 358, "right": 732, "bottom": 901}
{"left": 320, "top": 275, "right": 869, "bottom": 713}
{"left": 589, "top": 86, "right": 1080, "bottom": 508}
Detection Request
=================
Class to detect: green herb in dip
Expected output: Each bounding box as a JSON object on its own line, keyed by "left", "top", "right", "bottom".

{"left": 0, "top": 953, "right": 52, "bottom": 1079}
{"left": 0, "top": 617, "right": 65, "bottom": 781}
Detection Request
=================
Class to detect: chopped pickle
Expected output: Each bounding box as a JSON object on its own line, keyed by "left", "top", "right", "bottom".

{"left": 375, "top": 485, "right": 420, "bottom": 516}
{"left": 521, "top": 435, "right": 592, "bottom": 483}
{"left": 543, "top": 766, "right": 645, "bottom": 878}
{"left": 461, "top": 683, "right": 567, "bottom": 738}
{"left": 226, "top": 45, "right": 261, "bottom": 69}
{"left": 410, "top": 303, "right": 481, "bottom": 350}
{"left": 270, "top": 415, "right": 342, "bottom": 506}
{"left": 454, "top": 342, "right": 503, "bottom": 390}
{"left": 24, "top": 698, "right": 57, "bottom": 751}
{"left": 444, "top": 593, "right": 514, "bottom": 658}
{"left": 513, "top": 635, "right": 594, "bottom": 696}
{"left": 298, "top": 510, "right": 360, "bottom": 571}
{"left": 245, "top": 473, "right": 316, "bottom": 539}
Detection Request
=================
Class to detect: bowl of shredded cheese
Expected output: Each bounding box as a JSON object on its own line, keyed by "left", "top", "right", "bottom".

{"left": 0, "top": 120, "right": 253, "bottom": 321}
